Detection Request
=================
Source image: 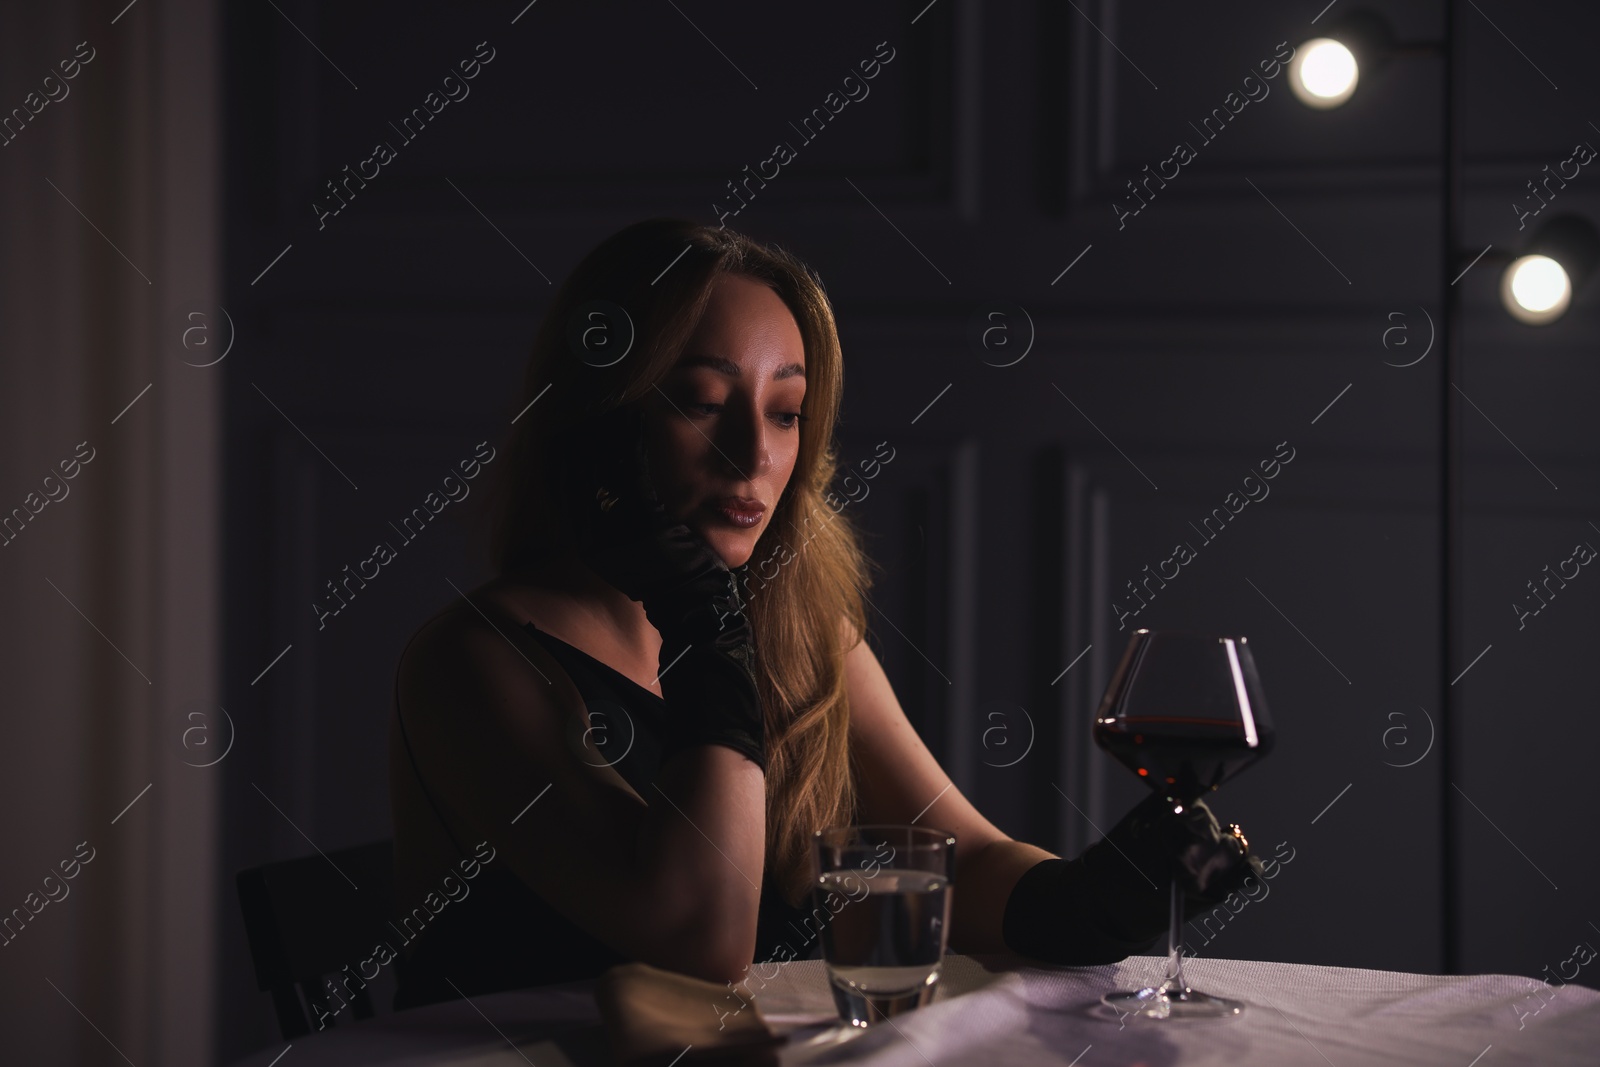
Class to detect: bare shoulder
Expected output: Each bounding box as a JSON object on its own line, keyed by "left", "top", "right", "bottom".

{"left": 396, "top": 584, "right": 580, "bottom": 729}
{"left": 401, "top": 577, "right": 564, "bottom": 667}
{"left": 838, "top": 611, "right": 866, "bottom": 655}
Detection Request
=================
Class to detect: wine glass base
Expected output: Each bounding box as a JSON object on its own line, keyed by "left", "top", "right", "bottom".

{"left": 1102, "top": 984, "right": 1244, "bottom": 1019}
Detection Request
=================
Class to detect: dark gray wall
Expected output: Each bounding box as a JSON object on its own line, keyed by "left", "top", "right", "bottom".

{"left": 218, "top": 0, "right": 1600, "bottom": 1060}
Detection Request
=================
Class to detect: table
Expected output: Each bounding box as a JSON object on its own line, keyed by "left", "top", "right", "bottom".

{"left": 225, "top": 953, "right": 1600, "bottom": 1066}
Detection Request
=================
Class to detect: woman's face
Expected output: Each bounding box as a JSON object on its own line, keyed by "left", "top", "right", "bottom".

{"left": 642, "top": 272, "right": 808, "bottom": 568}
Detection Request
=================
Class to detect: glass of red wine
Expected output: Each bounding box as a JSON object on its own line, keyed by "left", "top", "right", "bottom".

{"left": 1093, "top": 628, "right": 1275, "bottom": 1019}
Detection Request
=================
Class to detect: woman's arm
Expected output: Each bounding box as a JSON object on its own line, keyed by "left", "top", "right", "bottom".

{"left": 841, "top": 620, "right": 1266, "bottom": 964}
{"left": 398, "top": 606, "right": 766, "bottom": 984}
{"left": 840, "top": 624, "right": 1057, "bottom": 954}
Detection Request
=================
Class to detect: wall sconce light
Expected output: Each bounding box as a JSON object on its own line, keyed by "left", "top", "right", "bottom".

{"left": 1291, "top": 10, "right": 1598, "bottom": 327}
{"left": 1289, "top": 10, "right": 1397, "bottom": 109}
{"left": 1499, "top": 214, "right": 1600, "bottom": 325}
{"left": 1289, "top": 38, "right": 1358, "bottom": 108}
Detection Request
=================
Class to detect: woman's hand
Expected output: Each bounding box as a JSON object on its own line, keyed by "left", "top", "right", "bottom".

{"left": 557, "top": 405, "right": 765, "bottom": 770}
{"left": 1100, "top": 793, "right": 1260, "bottom": 927}
{"left": 1166, "top": 796, "right": 1265, "bottom": 909}
{"left": 559, "top": 405, "right": 723, "bottom": 610}
{"left": 999, "top": 790, "right": 1267, "bottom": 964}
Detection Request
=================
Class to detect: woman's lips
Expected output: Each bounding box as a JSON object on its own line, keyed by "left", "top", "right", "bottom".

{"left": 708, "top": 499, "right": 764, "bottom": 528}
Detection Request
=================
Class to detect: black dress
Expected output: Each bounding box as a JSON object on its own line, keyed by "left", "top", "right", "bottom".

{"left": 391, "top": 618, "right": 824, "bottom": 1011}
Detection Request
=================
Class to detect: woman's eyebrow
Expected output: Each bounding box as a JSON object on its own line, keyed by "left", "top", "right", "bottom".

{"left": 677, "top": 352, "right": 806, "bottom": 380}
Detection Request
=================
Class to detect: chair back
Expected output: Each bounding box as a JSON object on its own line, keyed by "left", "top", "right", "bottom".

{"left": 236, "top": 838, "right": 397, "bottom": 1039}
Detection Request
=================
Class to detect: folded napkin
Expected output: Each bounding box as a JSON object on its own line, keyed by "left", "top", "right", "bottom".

{"left": 593, "top": 961, "right": 787, "bottom": 1066}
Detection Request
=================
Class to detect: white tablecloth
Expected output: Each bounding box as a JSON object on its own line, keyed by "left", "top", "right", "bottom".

{"left": 226, "top": 953, "right": 1600, "bottom": 1066}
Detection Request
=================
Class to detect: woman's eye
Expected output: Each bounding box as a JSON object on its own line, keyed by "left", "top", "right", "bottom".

{"left": 685, "top": 402, "right": 806, "bottom": 429}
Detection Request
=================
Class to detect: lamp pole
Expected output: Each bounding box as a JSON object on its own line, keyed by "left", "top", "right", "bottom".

{"left": 1439, "top": 0, "right": 1463, "bottom": 976}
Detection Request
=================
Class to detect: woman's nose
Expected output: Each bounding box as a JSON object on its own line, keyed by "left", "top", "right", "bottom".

{"left": 715, "top": 403, "right": 774, "bottom": 483}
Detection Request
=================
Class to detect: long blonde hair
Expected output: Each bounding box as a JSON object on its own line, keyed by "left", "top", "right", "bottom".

{"left": 486, "top": 218, "right": 874, "bottom": 906}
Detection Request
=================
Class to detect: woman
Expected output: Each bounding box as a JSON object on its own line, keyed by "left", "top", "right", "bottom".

{"left": 388, "top": 218, "right": 1261, "bottom": 1010}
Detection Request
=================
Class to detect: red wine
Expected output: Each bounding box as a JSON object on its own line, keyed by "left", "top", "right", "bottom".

{"left": 1095, "top": 716, "right": 1274, "bottom": 805}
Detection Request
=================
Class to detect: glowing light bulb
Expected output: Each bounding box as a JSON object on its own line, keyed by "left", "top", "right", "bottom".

{"left": 1501, "top": 254, "right": 1573, "bottom": 324}
{"left": 1290, "top": 38, "right": 1359, "bottom": 108}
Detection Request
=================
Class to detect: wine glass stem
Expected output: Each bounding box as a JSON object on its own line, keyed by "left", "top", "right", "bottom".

{"left": 1162, "top": 881, "right": 1187, "bottom": 992}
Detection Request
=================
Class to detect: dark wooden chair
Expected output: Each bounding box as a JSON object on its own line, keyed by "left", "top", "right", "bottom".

{"left": 236, "top": 838, "right": 400, "bottom": 1039}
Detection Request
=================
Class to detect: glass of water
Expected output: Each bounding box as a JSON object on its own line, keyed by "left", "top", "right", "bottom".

{"left": 809, "top": 824, "right": 956, "bottom": 1032}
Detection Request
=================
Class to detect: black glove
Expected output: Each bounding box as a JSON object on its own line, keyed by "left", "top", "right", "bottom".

{"left": 558, "top": 406, "right": 765, "bottom": 772}
{"left": 1000, "top": 791, "right": 1266, "bottom": 965}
